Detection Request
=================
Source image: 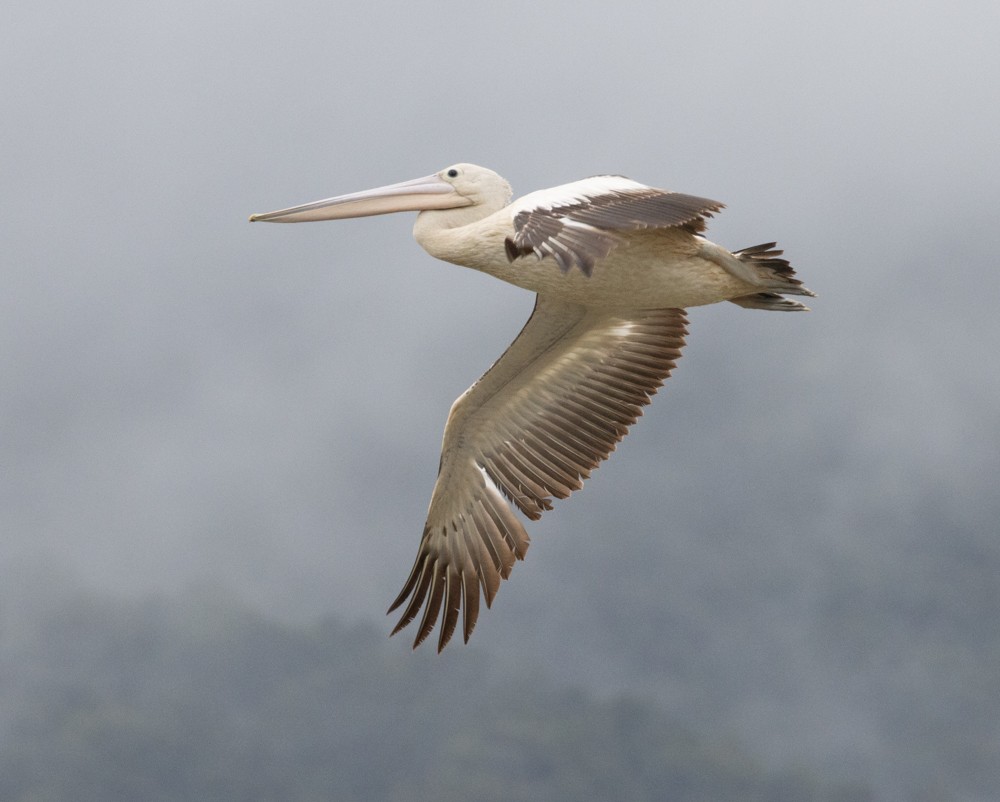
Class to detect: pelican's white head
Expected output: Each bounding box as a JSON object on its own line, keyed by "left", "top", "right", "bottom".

{"left": 249, "top": 163, "right": 511, "bottom": 224}
{"left": 434, "top": 163, "right": 512, "bottom": 215}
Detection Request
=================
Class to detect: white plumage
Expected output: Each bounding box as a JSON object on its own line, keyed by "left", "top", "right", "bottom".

{"left": 251, "top": 163, "right": 814, "bottom": 650}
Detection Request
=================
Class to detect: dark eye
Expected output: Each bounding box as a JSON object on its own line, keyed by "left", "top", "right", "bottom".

{"left": 447, "top": 168, "right": 459, "bottom": 178}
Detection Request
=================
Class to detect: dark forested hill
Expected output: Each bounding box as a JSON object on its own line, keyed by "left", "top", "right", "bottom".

{"left": 0, "top": 592, "right": 869, "bottom": 802}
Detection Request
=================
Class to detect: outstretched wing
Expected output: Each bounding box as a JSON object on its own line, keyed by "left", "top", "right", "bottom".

{"left": 388, "top": 297, "right": 688, "bottom": 650}
{"left": 505, "top": 176, "right": 724, "bottom": 276}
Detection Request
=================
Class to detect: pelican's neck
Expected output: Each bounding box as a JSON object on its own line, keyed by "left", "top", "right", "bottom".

{"left": 412, "top": 199, "right": 508, "bottom": 269}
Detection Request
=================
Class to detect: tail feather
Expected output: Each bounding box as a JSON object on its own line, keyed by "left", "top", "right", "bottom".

{"left": 730, "top": 242, "right": 814, "bottom": 309}
{"left": 729, "top": 292, "right": 811, "bottom": 312}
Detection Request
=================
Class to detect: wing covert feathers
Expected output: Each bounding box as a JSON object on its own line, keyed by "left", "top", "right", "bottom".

{"left": 505, "top": 181, "right": 724, "bottom": 276}
{"left": 388, "top": 298, "right": 688, "bottom": 650}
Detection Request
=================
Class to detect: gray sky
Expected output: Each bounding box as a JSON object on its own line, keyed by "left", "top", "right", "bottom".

{"left": 4, "top": 0, "right": 998, "bottom": 604}
{"left": 3, "top": 0, "right": 999, "bottom": 786}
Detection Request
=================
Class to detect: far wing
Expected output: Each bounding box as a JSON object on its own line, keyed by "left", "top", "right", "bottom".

{"left": 504, "top": 176, "right": 724, "bottom": 276}
{"left": 388, "top": 296, "right": 688, "bottom": 650}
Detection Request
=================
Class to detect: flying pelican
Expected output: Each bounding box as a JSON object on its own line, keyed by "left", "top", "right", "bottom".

{"left": 250, "top": 163, "right": 813, "bottom": 651}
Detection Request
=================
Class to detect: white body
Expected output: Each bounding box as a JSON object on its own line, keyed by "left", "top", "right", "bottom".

{"left": 251, "top": 163, "right": 813, "bottom": 650}
{"left": 417, "top": 213, "right": 757, "bottom": 308}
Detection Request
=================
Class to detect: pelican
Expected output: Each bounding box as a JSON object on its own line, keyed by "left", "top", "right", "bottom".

{"left": 250, "top": 163, "right": 813, "bottom": 651}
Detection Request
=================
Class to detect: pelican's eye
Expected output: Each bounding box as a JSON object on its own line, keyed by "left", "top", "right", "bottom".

{"left": 446, "top": 168, "right": 459, "bottom": 178}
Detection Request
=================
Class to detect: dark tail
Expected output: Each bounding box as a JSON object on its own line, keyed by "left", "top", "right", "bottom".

{"left": 728, "top": 242, "right": 814, "bottom": 311}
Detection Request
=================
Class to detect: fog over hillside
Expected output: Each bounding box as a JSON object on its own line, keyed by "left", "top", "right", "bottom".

{"left": 3, "top": 2, "right": 998, "bottom": 799}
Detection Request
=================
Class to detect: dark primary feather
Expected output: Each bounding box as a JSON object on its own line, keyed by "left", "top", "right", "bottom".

{"left": 388, "top": 298, "right": 688, "bottom": 650}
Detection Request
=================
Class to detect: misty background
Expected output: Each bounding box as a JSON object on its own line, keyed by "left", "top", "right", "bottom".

{"left": 2, "top": 1, "right": 998, "bottom": 799}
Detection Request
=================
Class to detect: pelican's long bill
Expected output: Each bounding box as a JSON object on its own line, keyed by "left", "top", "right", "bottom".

{"left": 249, "top": 173, "right": 471, "bottom": 223}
